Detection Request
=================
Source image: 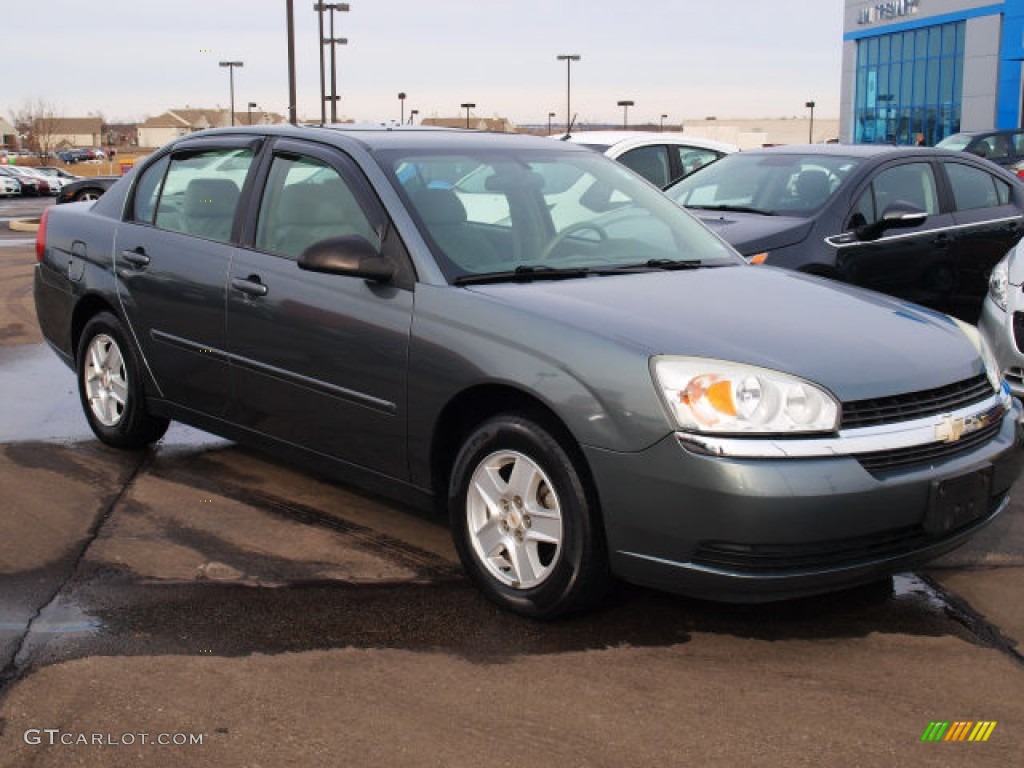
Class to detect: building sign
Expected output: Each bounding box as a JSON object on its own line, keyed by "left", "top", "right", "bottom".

{"left": 857, "top": 0, "right": 919, "bottom": 25}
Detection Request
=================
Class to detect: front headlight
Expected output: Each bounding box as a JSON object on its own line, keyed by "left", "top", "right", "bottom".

{"left": 651, "top": 357, "right": 840, "bottom": 434}
{"left": 989, "top": 259, "right": 1008, "bottom": 312}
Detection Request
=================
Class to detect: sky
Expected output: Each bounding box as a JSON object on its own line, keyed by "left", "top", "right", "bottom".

{"left": 4, "top": 0, "right": 844, "bottom": 127}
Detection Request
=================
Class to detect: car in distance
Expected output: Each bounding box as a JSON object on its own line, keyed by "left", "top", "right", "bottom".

{"left": 0, "top": 174, "right": 19, "bottom": 197}
{"left": 936, "top": 129, "right": 1024, "bottom": 169}
{"left": 560, "top": 130, "right": 737, "bottom": 188}
{"left": 34, "top": 126, "right": 1022, "bottom": 617}
{"left": 55, "top": 175, "right": 119, "bottom": 204}
{"left": 665, "top": 144, "right": 1024, "bottom": 322}
{"left": 0, "top": 166, "right": 40, "bottom": 196}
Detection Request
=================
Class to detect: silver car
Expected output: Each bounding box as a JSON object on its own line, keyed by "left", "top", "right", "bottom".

{"left": 980, "top": 243, "right": 1024, "bottom": 396}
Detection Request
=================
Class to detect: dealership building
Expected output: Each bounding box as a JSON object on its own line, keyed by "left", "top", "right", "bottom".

{"left": 841, "top": 0, "right": 1024, "bottom": 144}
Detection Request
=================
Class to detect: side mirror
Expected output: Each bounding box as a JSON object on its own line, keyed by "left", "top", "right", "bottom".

{"left": 298, "top": 235, "right": 395, "bottom": 282}
{"left": 855, "top": 202, "right": 927, "bottom": 242}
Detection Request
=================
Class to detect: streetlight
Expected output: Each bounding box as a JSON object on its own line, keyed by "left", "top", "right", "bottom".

{"left": 556, "top": 54, "right": 581, "bottom": 134}
{"left": 617, "top": 99, "right": 634, "bottom": 129}
{"left": 316, "top": 3, "right": 350, "bottom": 123}
{"left": 398, "top": 92, "right": 406, "bottom": 125}
{"left": 219, "top": 61, "right": 243, "bottom": 126}
{"left": 460, "top": 102, "right": 476, "bottom": 129}
{"left": 247, "top": 101, "right": 258, "bottom": 125}
{"left": 660, "top": 114, "right": 668, "bottom": 132}
{"left": 806, "top": 100, "right": 816, "bottom": 143}
{"left": 548, "top": 111, "right": 556, "bottom": 136}
{"left": 408, "top": 109, "right": 419, "bottom": 125}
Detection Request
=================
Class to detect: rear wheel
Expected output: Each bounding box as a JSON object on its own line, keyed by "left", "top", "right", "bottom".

{"left": 449, "top": 413, "right": 610, "bottom": 618}
{"left": 77, "top": 312, "right": 169, "bottom": 449}
{"left": 75, "top": 188, "right": 103, "bottom": 202}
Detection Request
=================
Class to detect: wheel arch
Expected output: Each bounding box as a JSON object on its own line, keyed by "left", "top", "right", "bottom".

{"left": 70, "top": 293, "right": 120, "bottom": 364}
{"left": 429, "top": 384, "right": 604, "bottom": 525}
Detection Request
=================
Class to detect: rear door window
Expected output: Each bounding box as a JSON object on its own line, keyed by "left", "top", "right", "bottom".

{"left": 152, "top": 148, "right": 254, "bottom": 243}
{"left": 944, "top": 162, "right": 1011, "bottom": 211}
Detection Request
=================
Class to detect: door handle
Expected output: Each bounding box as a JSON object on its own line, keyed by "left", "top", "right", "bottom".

{"left": 231, "top": 276, "right": 269, "bottom": 297}
{"left": 120, "top": 247, "right": 150, "bottom": 267}
{"left": 931, "top": 233, "right": 950, "bottom": 247}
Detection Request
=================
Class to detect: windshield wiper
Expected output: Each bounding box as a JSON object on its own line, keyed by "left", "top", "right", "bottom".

{"left": 454, "top": 264, "right": 592, "bottom": 285}
{"left": 688, "top": 204, "right": 776, "bottom": 216}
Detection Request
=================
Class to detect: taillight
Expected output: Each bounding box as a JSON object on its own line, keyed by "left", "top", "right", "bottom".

{"left": 35, "top": 207, "right": 50, "bottom": 263}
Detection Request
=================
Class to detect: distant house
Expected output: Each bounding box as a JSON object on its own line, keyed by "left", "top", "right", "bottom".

{"left": 421, "top": 116, "right": 517, "bottom": 133}
{"left": 0, "top": 116, "right": 16, "bottom": 149}
{"left": 137, "top": 108, "right": 287, "bottom": 148}
{"left": 44, "top": 117, "right": 103, "bottom": 148}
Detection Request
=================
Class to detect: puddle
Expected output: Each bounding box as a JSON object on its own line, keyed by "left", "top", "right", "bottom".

{"left": 0, "top": 343, "right": 228, "bottom": 449}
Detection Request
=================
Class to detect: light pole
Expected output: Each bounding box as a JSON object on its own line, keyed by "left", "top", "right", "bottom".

{"left": 556, "top": 54, "right": 580, "bottom": 134}
{"left": 617, "top": 99, "right": 634, "bottom": 129}
{"left": 286, "top": 0, "right": 297, "bottom": 125}
{"left": 219, "top": 61, "right": 243, "bottom": 126}
{"left": 319, "top": 3, "right": 350, "bottom": 123}
{"left": 660, "top": 114, "right": 668, "bottom": 132}
{"left": 408, "top": 109, "right": 418, "bottom": 125}
{"left": 806, "top": 100, "right": 816, "bottom": 143}
{"left": 548, "top": 111, "right": 556, "bottom": 136}
{"left": 398, "top": 92, "right": 406, "bottom": 125}
{"left": 247, "top": 102, "right": 258, "bottom": 125}
{"left": 461, "top": 102, "right": 476, "bottom": 129}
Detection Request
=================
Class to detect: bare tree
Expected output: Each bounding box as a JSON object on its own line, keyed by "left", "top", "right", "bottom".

{"left": 10, "top": 99, "right": 63, "bottom": 160}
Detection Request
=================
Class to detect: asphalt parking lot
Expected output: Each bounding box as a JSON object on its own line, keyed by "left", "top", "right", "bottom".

{"left": 1, "top": 196, "right": 1023, "bottom": 767}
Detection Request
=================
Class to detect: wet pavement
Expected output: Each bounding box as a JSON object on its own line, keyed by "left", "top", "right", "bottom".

{"left": 1, "top": 219, "right": 1023, "bottom": 766}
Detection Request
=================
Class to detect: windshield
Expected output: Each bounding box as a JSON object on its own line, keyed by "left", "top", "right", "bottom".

{"left": 935, "top": 134, "right": 972, "bottom": 151}
{"left": 665, "top": 152, "right": 862, "bottom": 217}
{"left": 379, "top": 146, "right": 742, "bottom": 282}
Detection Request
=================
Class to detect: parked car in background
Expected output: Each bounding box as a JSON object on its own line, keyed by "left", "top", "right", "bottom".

{"left": 980, "top": 240, "right": 1024, "bottom": 396}
{"left": 17, "top": 166, "right": 67, "bottom": 194}
{"left": 55, "top": 176, "right": 119, "bottom": 204}
{"left": 36, "top": 166, "right": 81, "bottom": 182}
{"left": 0, "top": 174, "right": 20, "bottom": 197}
{"left": 937, "top": 130, "right": 1024, "bottom": 169}
{"left": 0, "top": 166, "right": 41, "bottom": 196}
{"left": 33, "top": 125, "right": 1022, "bottom": 617}
{"left": 665, "top": 144, "right": 1024, "bottom": 322}
{"left": 560, "top": 131, "right": 737, "bottom": 188}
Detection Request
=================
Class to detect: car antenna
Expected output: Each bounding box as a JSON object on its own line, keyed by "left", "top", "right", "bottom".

{"left": 559, "top": 114, "right": 578, "bottom": 141}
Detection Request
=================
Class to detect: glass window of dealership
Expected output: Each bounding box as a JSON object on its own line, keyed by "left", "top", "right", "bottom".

{"left": 841, "top": 0, "right": 1024, "bottom": 144}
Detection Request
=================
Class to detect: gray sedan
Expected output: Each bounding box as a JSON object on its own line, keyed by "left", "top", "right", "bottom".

{"left": 34, "top": 126, "right": 1022, "bottom": 617}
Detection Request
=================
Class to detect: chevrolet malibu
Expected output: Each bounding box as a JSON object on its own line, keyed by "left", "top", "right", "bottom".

{"left": 33, "top": 126, "right": 1022, "bottom": 618}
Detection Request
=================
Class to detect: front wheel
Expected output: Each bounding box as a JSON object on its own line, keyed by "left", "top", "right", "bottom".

{"left": 449, "top": 414, "right": 610, "bottom": 618}
{"left": 77, "top": 312, "right": 169, "bottom": 449}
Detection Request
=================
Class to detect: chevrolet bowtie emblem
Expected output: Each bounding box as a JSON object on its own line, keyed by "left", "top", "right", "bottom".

{"left": 935, "top": 414, "right": 966, "bottom": 443}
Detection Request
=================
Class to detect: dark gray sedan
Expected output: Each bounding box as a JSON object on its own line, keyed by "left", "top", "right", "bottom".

{"left": 33, "top": 126, "right": 1022, "bottom": 617}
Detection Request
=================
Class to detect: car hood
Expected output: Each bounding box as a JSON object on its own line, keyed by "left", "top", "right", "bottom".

{"left": 466, "top": 265, "right": 982, "bottom": 403}
{"left": 689, "top": 211, "right": 814, "bottom": 256}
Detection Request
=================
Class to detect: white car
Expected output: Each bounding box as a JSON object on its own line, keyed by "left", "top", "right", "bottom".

{"left": 558, "top": 131, "right": 738, "bottom": 188}
{"left": 980, "top": 242, "right": 1024, "bottom": 397}
{"left": 0, "top": 174, "right": 20, "bottom": 197}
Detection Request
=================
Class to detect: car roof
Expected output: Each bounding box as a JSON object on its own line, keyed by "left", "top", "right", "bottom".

{"left": 173, "top": 124, "right": 592, "bottom": 154}
{"left": 723, "top": 143, "right": 963, "bottom": 159}
{"left": 559, "top": 130, "right": 738, "bottom": 153}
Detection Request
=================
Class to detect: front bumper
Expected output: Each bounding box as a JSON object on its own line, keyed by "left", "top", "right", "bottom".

{"left": 585, "top": 400, "right": 1023, "bottom": 602}
{"left": 980, "top": 294, "right": 1024, "bottom": 398}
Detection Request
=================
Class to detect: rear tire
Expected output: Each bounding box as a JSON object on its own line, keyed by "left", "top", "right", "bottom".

{"left": 75, "top": 188, "right": 103, "bottom": 202}
{"left": 77, "top": 312, "right": 169, "bottom": 449}
{"left": 449, "top": 413, "right": 611, "bottom": 618}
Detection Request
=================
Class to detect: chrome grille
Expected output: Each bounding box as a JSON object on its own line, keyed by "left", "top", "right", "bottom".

{"left": 854, "top": 419, "right": 1002, "bottom": 474}
{"left": 841, "top": 374, "right": 993, "bottom": 429}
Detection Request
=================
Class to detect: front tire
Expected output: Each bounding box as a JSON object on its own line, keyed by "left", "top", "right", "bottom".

{"left": 77, "top": 312, "right": 169, "bottom": 449}
{"left": 449, "top": 413, "right": 610, "bottom": 618}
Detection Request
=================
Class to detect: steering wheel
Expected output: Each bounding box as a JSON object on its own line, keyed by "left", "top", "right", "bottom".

{"left": 539, "top": 221, "right": 609, "bottom": 260}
